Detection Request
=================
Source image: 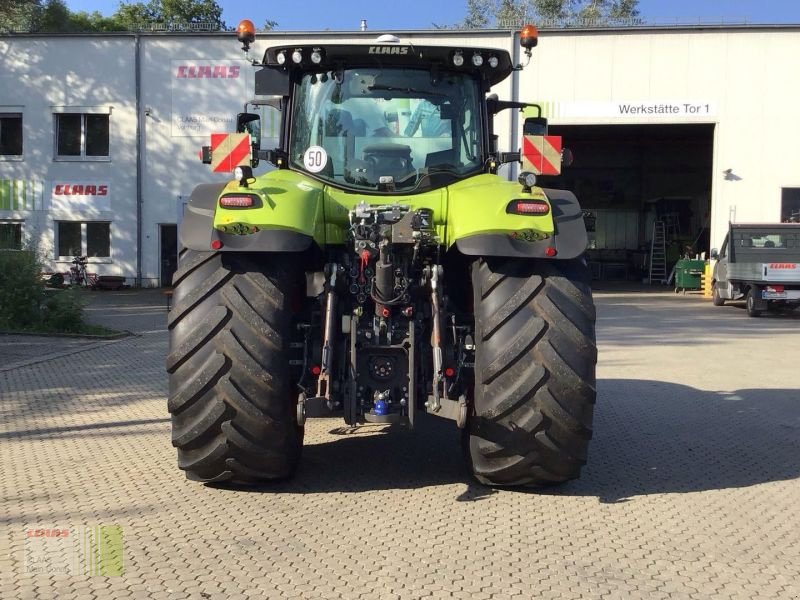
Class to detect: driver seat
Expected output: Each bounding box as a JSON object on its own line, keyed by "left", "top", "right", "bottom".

{"left": 362, "top": 143, "right": 414, "bottom": 182}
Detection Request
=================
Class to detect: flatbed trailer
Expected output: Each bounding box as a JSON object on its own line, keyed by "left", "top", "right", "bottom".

{"left": 712, "top": 223, "right": 800, "bottom": 316}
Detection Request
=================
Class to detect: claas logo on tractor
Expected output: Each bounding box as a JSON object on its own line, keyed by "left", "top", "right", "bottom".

{"left": 169, "top": 20, "right": 596, "bottom": 491}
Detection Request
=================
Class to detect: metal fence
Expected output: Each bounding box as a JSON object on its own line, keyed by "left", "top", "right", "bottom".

{"left": 0, "top": 22, "right": 224, "bottom": 34}
{"left": 496, "top": 15, "right": 750, "bottom": 29}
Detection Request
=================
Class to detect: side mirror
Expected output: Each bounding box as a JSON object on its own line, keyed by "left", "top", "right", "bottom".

{"left": 710, "top": 248, "right": 719, "bottom": 260}
{"left": 523, "top": 116, "right": 548, "bottom": 136}
{"left": 236, "top": 112, "right": 261, "bottom": 168}
{"left": 236, "top": 112, "right": 260, "bottom": 134}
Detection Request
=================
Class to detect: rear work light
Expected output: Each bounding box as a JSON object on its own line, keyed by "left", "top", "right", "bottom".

{"left": 506, "top": 199, "right": 550, "bottom": 215}
{"left": 219, "top": 195, "right": 256, "bottom": 208}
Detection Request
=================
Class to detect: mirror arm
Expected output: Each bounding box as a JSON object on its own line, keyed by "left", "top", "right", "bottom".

{"left": 497, "top": 151, "right": 521, "bottom": 164}
{"left": 487, "top": 99, "right": 541, "bottom": 116}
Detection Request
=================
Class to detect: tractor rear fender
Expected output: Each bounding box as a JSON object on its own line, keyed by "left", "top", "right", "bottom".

{"left": 453, "top": 187, "right": 588, "bottom": 260}
{"left": 180, "top": 171, "right": 324, "bottom": 252}
{"left": 179, "top": 182, "right": 227, "bottom": 251}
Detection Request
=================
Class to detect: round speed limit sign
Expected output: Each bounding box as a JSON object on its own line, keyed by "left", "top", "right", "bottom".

{"left": 303, "top": 146, "right": 328, "bottom": 173}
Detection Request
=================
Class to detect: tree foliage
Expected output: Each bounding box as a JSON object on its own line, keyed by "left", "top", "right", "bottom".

{"left": 0, "top": 0, "right": 263, "bottom": 32}
{"left": 462, "top": 0, "right": 492, "bottom": 28}
{"left": 461, "top": 0, "right": 640, "bottom": 28}
{"left": 113, "top": 0, "right": 225, "bottom": 30}
{"left": 0, "top": 0, "right": 39, "bottom": 31}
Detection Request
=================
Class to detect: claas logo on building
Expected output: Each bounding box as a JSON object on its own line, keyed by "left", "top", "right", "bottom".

{"left": 54, "top": 184, "right": 108, "bottom": 196}
{"left": 175, "top": 65, "right": 240, "bottom": 79}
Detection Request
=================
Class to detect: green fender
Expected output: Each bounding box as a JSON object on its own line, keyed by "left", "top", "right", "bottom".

{"left": 447, "top": 174, "right": 587, "bottom": 260}
{"left": 180, "top": 170, "right": 325, "bottom": 252}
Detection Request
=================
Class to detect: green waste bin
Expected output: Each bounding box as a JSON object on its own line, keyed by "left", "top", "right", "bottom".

{"left": 674, "top": 259, "right": 706, "bottom": 293}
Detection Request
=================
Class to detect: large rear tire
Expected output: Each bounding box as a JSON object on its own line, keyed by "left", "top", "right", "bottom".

{"left": 465, "top": 258, "right": 597, "bottom": 487}
{"left": 166, "top": 249, "right": 303, "bottom": 484}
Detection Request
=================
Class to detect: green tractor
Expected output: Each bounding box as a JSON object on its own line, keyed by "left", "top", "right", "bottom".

{"left": 167, "top": 21, "right": 597, "bottom": 487}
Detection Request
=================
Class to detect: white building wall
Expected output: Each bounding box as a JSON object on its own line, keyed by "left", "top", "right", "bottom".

{"left": 138, "top": 36, "right": 254, "bottom": 285}
{"left": 0, "top": 36, "right": 138, "bottom": 278}
{"left": 523, "top": 27, "right": 800, "bottom": 247}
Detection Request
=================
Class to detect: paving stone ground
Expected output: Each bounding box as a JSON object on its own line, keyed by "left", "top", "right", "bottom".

{"left": 1, "top": 289, "right": 799, "bottom": 599}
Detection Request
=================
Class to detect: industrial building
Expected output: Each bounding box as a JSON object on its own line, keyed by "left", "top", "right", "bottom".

{"left": 1, "top": 25, "right": 798, "bottom": 286}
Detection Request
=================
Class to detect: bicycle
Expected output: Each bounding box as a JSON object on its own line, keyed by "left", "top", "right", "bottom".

{"left": 68, "top": 255, "right": 90, "bottom": 287}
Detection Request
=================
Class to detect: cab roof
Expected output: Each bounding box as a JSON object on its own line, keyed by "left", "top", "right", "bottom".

{"left": 260, "top": 43, "right": 515, "bottom": 87}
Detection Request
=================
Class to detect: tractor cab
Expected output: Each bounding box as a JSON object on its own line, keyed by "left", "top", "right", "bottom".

{"left": 231, "top": 22, "right": 553, "bottom": 194}
{"left": 255, "top": 42, "right": 511, "bottom": 193}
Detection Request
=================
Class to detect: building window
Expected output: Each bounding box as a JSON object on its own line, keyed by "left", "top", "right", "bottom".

{"left": 87, "top": 222, "right": 110, "bottom": 257}
{"left": 56, "top": 221, "right": 111, "bottom": 258}
{"left": 782, "top": 188, "right": 800, "bottom": 223}
{"left": 0, "top": 222, "right": 22, "bottom": 249}
{"left": 55, "top": 113, "right": 109, "bottom": 159}
{"left": 0, "top": 113, "right": 23, "bottom": 157}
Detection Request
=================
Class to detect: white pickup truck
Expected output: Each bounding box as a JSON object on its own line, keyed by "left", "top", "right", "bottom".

{"left": 711, "top": 223, "right": 800, "bottom": 317}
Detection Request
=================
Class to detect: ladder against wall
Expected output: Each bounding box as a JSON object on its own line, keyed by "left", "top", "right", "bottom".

{"left": 649, "top": 220, "right": 668, "bottom": 284}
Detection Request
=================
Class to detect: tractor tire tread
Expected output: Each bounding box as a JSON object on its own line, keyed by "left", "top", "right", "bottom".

{"left": 167, "top": 249, "right": 302, "bottom": 484}
{"left": 466, "top": 257, "right": 597, "bottom": 487}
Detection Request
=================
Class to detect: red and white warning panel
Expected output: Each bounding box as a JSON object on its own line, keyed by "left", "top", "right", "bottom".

{"left": 210, "top": 133, "right": 251, "bottom": 173}
{"left": 521, "top": 135, "right": 562, "bottom": 176}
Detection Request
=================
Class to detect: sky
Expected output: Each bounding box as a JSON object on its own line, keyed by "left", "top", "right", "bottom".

{"left": 63, "top": 0, "right": 800, "bottom": 30}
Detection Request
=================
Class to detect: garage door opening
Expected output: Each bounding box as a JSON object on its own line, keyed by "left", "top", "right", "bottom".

{"left": 546, "top": 124, "right": 714, "bottom": 284}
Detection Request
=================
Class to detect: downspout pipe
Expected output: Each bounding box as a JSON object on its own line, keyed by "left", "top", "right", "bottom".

{"left": 135, "top": 32, "right": 143, "bottom": 287}
{"left": 509, "top": 29, "right": 521, "bottom": 182}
